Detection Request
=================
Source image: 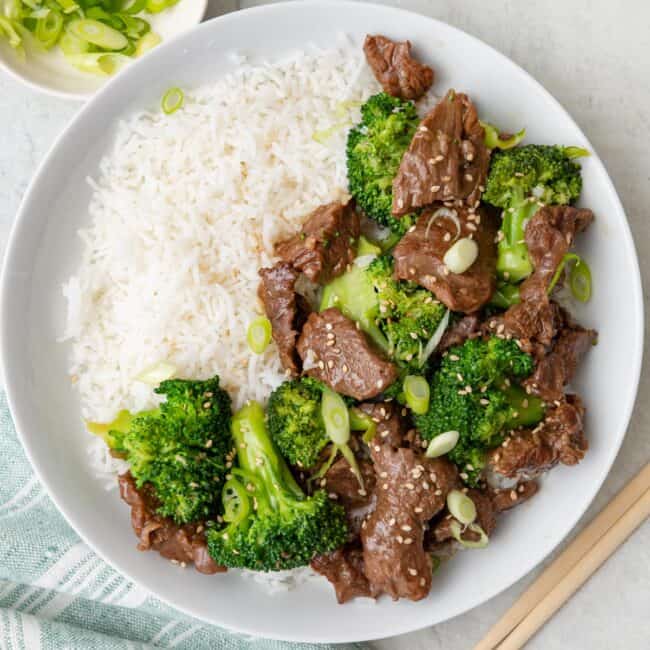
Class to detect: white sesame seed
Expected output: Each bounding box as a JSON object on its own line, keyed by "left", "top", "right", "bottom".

{"left": 404, "top": 538, "right": 414, "bottom": 545}
{"left": 414, "top": 507, "right": 423, "bottom": 513}
{"left": 510, "top": 490, "right": 518, "bottom": 501}
{"left": 408, "top": 568, "right": 418, "bottom": 576}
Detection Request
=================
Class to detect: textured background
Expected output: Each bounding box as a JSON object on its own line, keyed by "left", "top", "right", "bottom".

{"left": 0, "top": 0, "right": 648, "bottom": 648}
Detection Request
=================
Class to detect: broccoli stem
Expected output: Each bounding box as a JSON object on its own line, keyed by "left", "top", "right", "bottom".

{"left": 497, "top": 193, "right": 539, "bottom": 282}
{"left": 232, "top": 401, "right": 305, "bottom": 510}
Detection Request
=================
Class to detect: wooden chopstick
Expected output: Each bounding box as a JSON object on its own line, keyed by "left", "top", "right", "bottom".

{"left": 475, "top": 462, "right": 650, "bottom": 650}
{"left": 497, "top": 487, "right": 650, "bottom": 649}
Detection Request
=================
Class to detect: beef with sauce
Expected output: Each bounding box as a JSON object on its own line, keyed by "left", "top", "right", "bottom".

{"left": 363, "top": 34, "right": 434, "bottom": 101}
{"left": 437, "top": 312, "right": 481, "bottom": 352}
{"left": 358, "top": 401, "right": 411, "bottom": 448}
{"left": 501, "top": 205, "right": 594, "bottom": 346}
{"left": 392, "top": 90, "right": 490, "bottom": 216}
{"left": 312, "top": 546, "right": 379, "bottom": 603}
{"left": 393, "top": 206, "right": 498, "bottom": 313}
{"left": 275, "top": 201, "right": 360, "bottom": 285}
{"left": 118, "top": 473, "right": 224, "bottom": 575}
{"left": 361, "top": 444, "right": 458, "bottom": 600}
{"left": 297, "top": 307, "right": 399, "bottom": 400}
{"left": 487, "top": 395, "right": 587, "bottom": 481}
{"left": 258, "top": 262, "right": 310, "bottom": 376}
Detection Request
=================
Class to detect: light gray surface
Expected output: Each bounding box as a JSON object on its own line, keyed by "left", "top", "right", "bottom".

{"left": 0, "top": 0, "right": 647, "bottom": 648}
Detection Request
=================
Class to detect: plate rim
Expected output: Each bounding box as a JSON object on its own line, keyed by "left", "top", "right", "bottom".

{"left": 0, "top": 0, "right": 644, "bottom": 642}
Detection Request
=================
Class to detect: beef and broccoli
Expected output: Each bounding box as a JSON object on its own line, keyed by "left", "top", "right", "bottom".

{"left": 89, "top": 34, "right": 596, "bottom": 604}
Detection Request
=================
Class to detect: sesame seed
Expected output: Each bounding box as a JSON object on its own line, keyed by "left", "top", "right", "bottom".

{"left": 326, "top": 340, "right": 335, "bottom": 347}
{"left": 189, "top": 481, "right": 199, "bottom": 488}
{"left": 430, "top": 185, "right": 441, "bottom": 192}
{"left": 325, "top": 323, "right": 333, "bottom": 331}
{"left": 422, "top": 482, "right": 430, "bottom": 490}
{"left": 358, "top": 489, "right": 367, "bottom": 496}
{"left": 435, "top": 155, "right": 444, "bottom": 162}
{"left": 383, "top": 483, "right": 389, "bottom": 490}
{"left": 456, "top": 373, "right": 464, "bottom": 382}
{"left": 442, "top": 266, "right": 450, "bottom": 276}
{"left": 318, "top": 360, "right": 325, "bottom": 370}
{"left": 450, "top": 354, "right": 459, "bottom": 361}
{"left": 405, "top": 483, "right": 415, "bottom": 490}
{"left": 328, "top": 493, "right": 339, "bottom": 500}
{"left": 203, "top": 401, "right": 212, "bottom": 409}
{"left": 420, "top": 577, "right": 426, "bottom": 586}
{"left": 510, "top": 490, "right": 518, "bottom": 501}
{"left": 497, "top": 324, "right": 505, "bottom": 334}
{"left": 376, "top": 379, "right": 383, "bottom": 388}
{"left": 205, "top": 440, "right": 213, "bottom": 448}
{"left": 435, "top": 489, "right": 443, "bottom": 496}
{"left": 396, "top": 535, "right": 404, "bottom": 544}
{"left": 374, "top": 445, "right": 381, "bottom": 452}
{"left": 443, "top": 232, "right": 451, "bottom": 242}
{"left": 460, "top": 472, "right": 469, "bottom": 480}
{"left": 414, "top": 507, "right": 423, "bottom": 513}
{"left": 466, "top": 463, "right": 474, "bottom": 471}
{"left": 410, "top": 332, "right": 418, "bottom": 340}
{"left": 404, "top": 538, "right": 413, "bottom": 545}
{"left": 398, "top": 198, "right": 404, "bottom": 209}
{"left": 419, "top": 125, "right": 429, "bottom": 132}
{"left": 465, "top": 173, "right": 474, "bottom": 182}
{"left": 389, "top": 517, "right": 396, "bottom": 526}
{"left": 401, "top": 525, "right": 413, "bottom": 532}
{"left": 480, "top": 398, "right": 489, "bottom": 406}
{"left": 320, "top": 478, "right": 327, "bottom": 487}
{"left": 170, "top": 559, "right": 179, "bottom": 565}
{"left": 408, "top": 568, "right": 418, "bottom": 576}
{"left": 465, "top": 385, "right": 473, "bottom": 393}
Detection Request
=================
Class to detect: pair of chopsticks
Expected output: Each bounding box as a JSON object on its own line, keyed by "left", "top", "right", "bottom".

{"left": 475, "top": 462, "right": 650, "bottom": 650}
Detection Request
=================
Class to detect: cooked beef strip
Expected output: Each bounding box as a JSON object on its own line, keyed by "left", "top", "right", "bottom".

{"left": 358, "top": 401, "right": 411, "bottom": 448}
{"left": 297, "top": 308, "right": 399, "bottom": 400}
{"left": 524, "top": 322, "right": 597, "bottom": 402}
{"left": 392, "top": 90, "right": 489, "bottom": 216}
{"left": 258, "top": 262, "right": 310, "bottom": 376}
{"left": 361, "top": 444, "right": 458, "bottom": 600}
{"left": 437, "top": 313, "right": 481, "bottom": 352}
{"left": 487, "top": 395, "right": 587, "bottom": 480}
{"left": 118, "top": 473, "right": 225, "bottom": 575}
{"left": 393, "top": 206, "right": 498, "bottom": 313}
{"left": 275, "top": 201, "right": 360, "bottom": 285}
{"left": 363, "top": 34, "right": 434, "bottom": 101}
{"left": 324, "top": 455, "right": 376, "bottom": 538}
{"left": 312, "top": 547, "right": 379, "bottom": 603}
{"left": 432, "top": 482, "right": 538, "bottom": 543}
{"left": 501, "top": 206, "right": 594, "bottom": 346}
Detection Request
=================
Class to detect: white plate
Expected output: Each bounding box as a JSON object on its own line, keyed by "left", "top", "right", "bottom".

{"left": 0, "top": 0, "right": 207, "bottom": 100}
{"left": 0, "top": 1, "right": 643, "bottom": 643}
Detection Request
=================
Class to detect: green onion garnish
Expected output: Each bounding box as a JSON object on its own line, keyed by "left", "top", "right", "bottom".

{"left": 0, "top": 0, "right": 173, "bottom": 76}
{"left": 425, "top": 430, "right": 460, "bottom": 458}
{"left": 349, "top": 407, "right": 377, "bottom": 443}
{"left": 480, "top": 121, "right": 526, "bottom": 150}
{"left": 246, "top": 316, "right": 272, "bottom": 354}
{"left": 321, "top": 388, "right": 350, "bottom": 446}
{"left": 447, "top": 489, "right": 477, "bottom": 525}
{"left": 222, "top": 478, "right": 250, "bottom": 526}
{"left": 450, "top": 520, "right": 489, "bottom": 549}
{"left": 161, "top": 86, "right": 184, "bottom": 115}
{"left": 548, "top": 253, "right": 592, "bottom": 302}
{"left": 403, "top": 375, "right": 430, "bottom": 415}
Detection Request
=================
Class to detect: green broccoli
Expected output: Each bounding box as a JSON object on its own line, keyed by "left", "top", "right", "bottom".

{"left": 266, "top": 377, "right": 328, "bottom": 469}
{"left": 206, "top": 401, "right": 348, "bottom": 571}
{"left": 483, "top": 145, "right": 588, "bottom": 283}
{"left": 415, "top": 337, "right": 544, "bottom": 485}
{"left": 320, "top": 254, "right": 448, "bottom": 372}
{"left": 346, "top": 92, "right": 419, "bottom": 234}
{"left": 87, "top": 375, "right": 232, "bottom": 524}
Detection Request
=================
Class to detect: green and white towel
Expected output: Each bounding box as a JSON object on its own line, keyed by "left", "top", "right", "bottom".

{"left": 0, "top": 392, "right": 363, "bottom": 650}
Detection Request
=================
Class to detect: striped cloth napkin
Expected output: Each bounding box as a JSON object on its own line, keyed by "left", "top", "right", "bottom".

{"left": 0, "top": 392, "right": 364, "bottom": 650}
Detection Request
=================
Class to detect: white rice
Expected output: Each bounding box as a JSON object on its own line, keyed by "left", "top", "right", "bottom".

{"left": 61, "top": 39, "right": 437, "bottom": 590}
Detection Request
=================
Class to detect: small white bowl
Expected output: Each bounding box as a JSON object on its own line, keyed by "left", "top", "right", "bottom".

{"left": 0, "top": 0, "right": 207, "bottom": 101}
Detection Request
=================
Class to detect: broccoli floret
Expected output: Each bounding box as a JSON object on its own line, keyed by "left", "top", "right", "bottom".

{"left": 86, "top": 376, "right": 232, "bottom": 524}
{"left": 415, "top": 337, "right": 544, "bottom": 485}
{"left": 267, "top": 377, "right": 328, "bottom": 469}
{"left": 483, "top": 145, "right": 588, "bottom": 283}
{"left": 320, "top": 254, "right": 448, "bottom": 372}
{"left": 347, "top": 92, "right": 419, "bottom": 234}
{"left": 206, "top": 401, "right": 348, "bottom": 571}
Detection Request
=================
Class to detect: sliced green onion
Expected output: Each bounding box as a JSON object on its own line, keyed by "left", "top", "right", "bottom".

{"left": 450, "top": 520, "right": 489, "bottom": 549}
{"left": 490, "top": 283, "right": 521, "bottom": 309}
{"left": 119, "top": 14, "right": 149, "bottom": 39}
{"left": 247, "top": 316, "right": 272, "bottom": 354}
{"left": 67, "top": 18, "right": 128, "bottom": 50}
{"left": 548, "top": 253, "right": 592, "bottom": 302}
{"left": 443, "top": 237, "right": 479, "bottom": 274}
{"left": 161, "top": 86, "right": 184, "bottom": 115}
{"left": 569, "top": 257, "right": 592, "bottom": 302}
{"left": 431, "top": 555, "right": 441, "bottom": 574}
{"left": 447, "top": 489, "right": 477, "bottom": 525}
{"left": 65, "top": 52, "right": 127, "bottom": 76}
{"left": 59, "top": 30, "right": 89, "bottom": 55}
{"left": 312, "top": 120, "right": 351, "bottom": 144}
{"left": 425, "top": 430, "right": 460, "bottom": 458}
{"left": 222, "top": 478, "right": 250, "bottom": 525}
{"left": 146, "top": 0, "right": 179, "bottom": 13}
{"left": 3, "top": 0, "right": 22, "bottom": 20}
{"left": 403, "top": 375, "right": 430, "bottom": 415}
{"left": 55, "top": 0, "right": 79, "bottom": 15}
{"left": 86, "top": 409, "right": 134, "bottom": 443}
{"left": 35, "top": 10, "right": 63, "bottom": 49}
{"left": 419, "top": 308, "right": 450, "bottom": 367}
{"left": 334, "top": 100, "right": 362, "bottom": 119}
{"left": 321, "top": 387, "right": 350, "bottom": 446}
{"left": 119, "top": 0, "right": 148, "bottom": 14}
{"left": 481, "top": 121, "right": 526, "bottom": 150}
{"left": 0, "top": 16, "right": 22, "bottom": 48}
{"left": 135, "top": 30, "right": 160, "bottom": 56}
{"left": 349, "top": 407, "right": 377, "bottom": 443}
{"left": 135, "top": 361, "right": 177, "bottom": 385}
{"left": 564, "top": 146, "right": 590, "bottom": 159}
